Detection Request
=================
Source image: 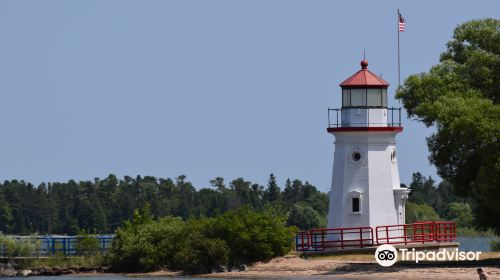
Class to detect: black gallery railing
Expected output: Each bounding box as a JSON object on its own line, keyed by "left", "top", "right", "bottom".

{"left": 328, "top": 107, "right": 402, "bottom": 128}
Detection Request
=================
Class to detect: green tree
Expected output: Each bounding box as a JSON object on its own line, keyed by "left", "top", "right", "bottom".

{"left": 396, "top": 18, "right": 500, "bottom": 232}
{"left": 0, "top": 191, "right": 13, "bottom": 233}
{"left": 444, "top": 203, "right": 474, "bottom": 228}
{"left": 0, "top": 173, "right": 326, "bottom": 236}
{"left": 286, "top": 204, "right": 321, "bottom": 230}
{"left": 405, "top": 202, "right": 441, "bottom": 224}
{"left": 408, "top": 173, "right": 436, "bottom": 205}
{"left": 264, "top": 174, "right": 281, "bottom": 203}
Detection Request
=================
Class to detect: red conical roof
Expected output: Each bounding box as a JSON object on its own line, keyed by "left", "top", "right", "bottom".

{"left": 339, "top": 60, "right": 389, "bottom": 88}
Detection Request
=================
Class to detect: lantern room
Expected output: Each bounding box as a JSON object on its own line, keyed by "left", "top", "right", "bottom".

{"left": 340, "top": 60, "right": 388, "bottom": 108}
{"left": 328, "top": 60, "right": 401, "bottom": 129}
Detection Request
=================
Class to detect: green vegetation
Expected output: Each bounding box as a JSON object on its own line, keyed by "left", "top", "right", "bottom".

{"left": 404, "top": 172, "right": 498, "bottom": 236}
{"left": 15, "top": 255, "right": 107, "bottom": 270}
{"left": 287, "top": 204, "right": 323, "bottom": 230}
{"left": 0, "top": 174, "right": 328, "bottom": 234}
{"left": 109, "top": 206, "right": 296, "bottom": 273}
{"left": 456, "top": 227, "right": 497, "bottom": 237}
{"left": 0, "top": 234, "right": 39, "bottom": 258}
{"left": 405, "top": 202, "right": 440, "bottom": 224}
{"left": 491, "top": 239, "right": 500, "bottom": 252}
{"left": 396, "top": 18, "right": 500, "bottom": 232}
{"left": 76, "top": 230, "right": 101, "bottom": 257}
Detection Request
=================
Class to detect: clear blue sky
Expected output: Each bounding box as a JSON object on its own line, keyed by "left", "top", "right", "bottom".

{"left": 0, "top": 1, "right": 498, "bottom": 191}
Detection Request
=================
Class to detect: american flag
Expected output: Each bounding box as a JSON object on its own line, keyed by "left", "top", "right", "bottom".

{"left": 398, "top": 12, "right": 405, "bottom": 32}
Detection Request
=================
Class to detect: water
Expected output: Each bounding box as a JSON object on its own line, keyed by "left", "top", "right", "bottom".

{"left": 8, "top": 277, "right": 251, "bottom": 280}
{"left": 457, "top": 237, "right": 496, "bottom": 252}
{"left": 7, "top": 277, "right": 352, "bottom": 280}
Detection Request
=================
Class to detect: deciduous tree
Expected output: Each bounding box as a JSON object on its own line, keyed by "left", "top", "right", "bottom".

{"left": 396, "top": 18, "right": 500, "bottom": 231}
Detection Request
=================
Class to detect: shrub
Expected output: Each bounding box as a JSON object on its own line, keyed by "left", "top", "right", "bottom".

{"left": 109, "top": 206, "right": 296, "bottom": 273}
{"left": 0, "top": 234, "right": 38, "bottom": 258}
{"left": 405, "top": 202, "right": 440, "bottom": 223}
{"left": 171, "top": 221, "right": 229, "bottom": 273}
{"left": 109, "top": 213, "right": 184, "bottom": 272}
{"left": 444, "top": 203, "right": 474, "bottom": 228}
{"left": 76, "top": 230, "right": 100, "bottom": 257}
{"left": 208, "top": 206, "right": 297, "bottom": 265}
{"left": 110, "top": 214, "right": 228, "bottom": 273}
{"left": 491, "top": 239, "right": 500, "bottom": 252}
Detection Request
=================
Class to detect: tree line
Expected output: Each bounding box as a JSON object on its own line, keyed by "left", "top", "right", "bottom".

{"left": 0, "top": 174, "right": 328, "bottom": 235}
{"left": 404, "top": 173, "right": 474, "bottom": 228}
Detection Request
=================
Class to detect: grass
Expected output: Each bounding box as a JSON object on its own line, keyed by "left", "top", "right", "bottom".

{"left": 11, "top": 255, "right": 109, "bottom": 270}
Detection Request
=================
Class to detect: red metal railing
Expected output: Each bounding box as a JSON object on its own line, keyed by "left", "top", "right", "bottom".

{"left": 375, "top": 221, "right": 457, "bottom": 245}
{"left": 295, "top": 226, "right": 373, "bottom": 252}
{"left": 295, "top": 221, "right": 456, "bottom": 252}
{"left": 433, "top": 221, "right": 457, "bottom": 242}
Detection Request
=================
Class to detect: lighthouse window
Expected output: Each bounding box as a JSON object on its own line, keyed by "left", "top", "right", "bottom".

{"left": 367, "top": 89, "right": 382, "bottom": 107}
{"left": 352, "top": 197, "right": 360, "bottom": 213}
{"left": 382, "top": 88, "right": 388, "bottom": 106}
{"left": 352, "top": 152, "right": 362, "bottom": 161}
{"left": 342, "top": 89, "right": 350, "bottom": 107}
{"left": 350, "top": 89, "right": 366, "bottom": 106}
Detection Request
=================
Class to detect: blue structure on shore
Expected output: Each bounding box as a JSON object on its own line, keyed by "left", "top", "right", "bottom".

{"left": 0, "top": 235, "right": 114, "bottom": 256}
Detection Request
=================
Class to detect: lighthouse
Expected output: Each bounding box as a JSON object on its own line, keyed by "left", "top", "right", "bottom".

{"left": 326, "top": 59, "right": 409, "bottom": 230}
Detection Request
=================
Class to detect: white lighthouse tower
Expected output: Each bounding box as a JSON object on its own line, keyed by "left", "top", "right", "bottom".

{"left": 327, "top": 59, "right": 409, "bottom": 230}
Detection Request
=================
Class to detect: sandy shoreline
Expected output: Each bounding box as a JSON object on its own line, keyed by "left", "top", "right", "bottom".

{"left": 118, "top": 254, "right": 500, "bottom": 279}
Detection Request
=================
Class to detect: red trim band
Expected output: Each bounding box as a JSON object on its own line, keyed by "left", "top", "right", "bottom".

{"left": 327, "top": 127, "right": 403, "bottom": 133}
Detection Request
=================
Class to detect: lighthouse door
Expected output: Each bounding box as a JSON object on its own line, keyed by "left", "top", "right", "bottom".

{"left": 394, "top": 193, "right": 405, "bottom": 225}
{"left": 397, "top": 202, "right": 404, "bottom": 225}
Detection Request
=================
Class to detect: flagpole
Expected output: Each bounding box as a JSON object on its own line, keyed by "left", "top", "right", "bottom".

{"left": 397, "top": 9, "right": 401, "bottom": 88}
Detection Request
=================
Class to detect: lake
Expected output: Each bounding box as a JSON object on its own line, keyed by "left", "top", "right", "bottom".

{"left": 7, "top": 277, "right": 353, "bottom": 280}
{"left": 457, "top": 237, "right": 496, "bottom": 252}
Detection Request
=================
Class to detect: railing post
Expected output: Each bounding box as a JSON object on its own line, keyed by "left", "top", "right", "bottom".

{"left": 64, "top": 238, "right": 67, "bottom": 255}
{"left": 328, "top": 109, "right": 330, "bottom": 128}
{"left": 385, "top": 226, "right": 389, "bottom": 244}
{"left": 434, "top": 222, "right": 438, "bottom": 242}
{"left": 321, "top": 230, "right": 325, "bottom": 251}
{"left": 404, "top": 224, "right": 407, "bottom": 245}
{"left": 340, "top": 229, "right": 344, "bottom": 250}
{"left": 51, "top": 238, "right": 55, "bottom": 255}
{"left": 421, "top": 224, "right": 425, "bottom": 244}
{"left": 359, "top": 228, "right": 363, "bottom": 247}
{"left": 313, "top": 231, "right": 317, "bottom": 252}
{"left": 391, "top": 108, "right": 394, "bottom": 126}
{"left": 367, "top": 108, "right": 370, "bottom": 127}
{"left": 298, "top": 233, "right": 301, "bottom": 251}
{"left": 337, "top": 109, "right": 339, "bottom": 127}
{"left": 399, "top": 108, "right": 401, "bottom": 126}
